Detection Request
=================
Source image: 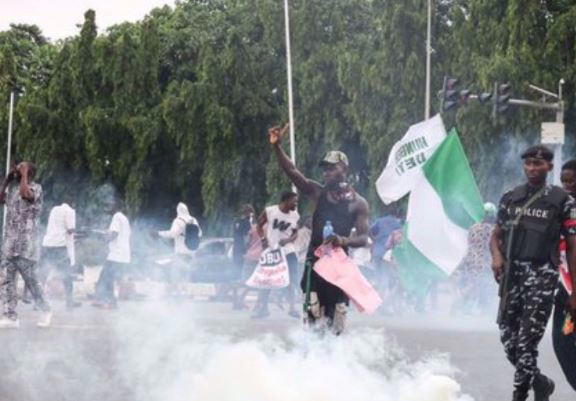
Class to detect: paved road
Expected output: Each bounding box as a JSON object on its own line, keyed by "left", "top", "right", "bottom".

{"left": 0, "top": 300, "right": 572, "bottom": 401}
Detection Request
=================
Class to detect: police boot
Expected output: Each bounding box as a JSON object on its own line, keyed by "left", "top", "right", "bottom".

{"left": 533, "top": 373, "right": 555, "bottom": 401}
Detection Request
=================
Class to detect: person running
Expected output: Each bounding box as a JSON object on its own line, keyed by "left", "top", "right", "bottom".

{"left": 490, "top": 145, "right": 576, "bottom": 401}
{"left": 0, "top": 161, "right": 52, "bottom": 328}
{"left": 93, "top": 200, "right": 131, "bottom": 309}
{"left": 157, "top": 202, "right": 201, "bottom": 296}
{"left": 40, "top": 197, "right": 81, "bottom": 309}
{"left": 553, "top": 159, "right": 576, "bottom": 391}
{"left": 269, "top": 124, "right": 369, "bottom": 334}
{"left": 252, "top": 191, "right": 300, "bottom": 319}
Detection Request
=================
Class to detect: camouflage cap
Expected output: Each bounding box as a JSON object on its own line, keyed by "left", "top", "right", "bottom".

{"left": 319, "top": 151, "right": 349, "bottom": 167}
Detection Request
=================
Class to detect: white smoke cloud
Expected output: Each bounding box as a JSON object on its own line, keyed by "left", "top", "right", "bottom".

{"left": 110, "top": 302, "right": 474, "bottom": 401}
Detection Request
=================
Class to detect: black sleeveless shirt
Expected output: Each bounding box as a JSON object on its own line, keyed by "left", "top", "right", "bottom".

{"left": 307, "top": 189, "right": 357, "bottom": 259}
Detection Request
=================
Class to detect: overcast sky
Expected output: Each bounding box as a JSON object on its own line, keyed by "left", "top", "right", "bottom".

{"left": 1, "top": 0, "right": 177, "bottom": 41}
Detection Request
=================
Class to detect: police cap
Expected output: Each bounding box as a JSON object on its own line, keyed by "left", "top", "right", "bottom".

{"left": 521, "top": 145, "right": 553, "bottom": 162}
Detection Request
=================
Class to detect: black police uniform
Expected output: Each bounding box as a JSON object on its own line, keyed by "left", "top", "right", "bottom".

{"left": 496, "top": 182, "right": 576, "bottom": 397}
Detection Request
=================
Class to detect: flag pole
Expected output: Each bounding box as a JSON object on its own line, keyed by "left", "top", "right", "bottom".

{"left": 3, "top": 91, "right": 14, "bottom": 238}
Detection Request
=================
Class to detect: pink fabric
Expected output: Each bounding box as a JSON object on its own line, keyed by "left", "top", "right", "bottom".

{"left": 314, "top": 245, "right": 382, "bottom": 314}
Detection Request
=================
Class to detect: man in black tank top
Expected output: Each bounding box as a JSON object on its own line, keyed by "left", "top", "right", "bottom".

{"left": 269, "top": 124, "right": 369, "bottom": 334}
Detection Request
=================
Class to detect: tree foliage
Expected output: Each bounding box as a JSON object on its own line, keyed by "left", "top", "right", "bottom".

{"left": 0, "top": 0, "right": 576, "bottom": 231}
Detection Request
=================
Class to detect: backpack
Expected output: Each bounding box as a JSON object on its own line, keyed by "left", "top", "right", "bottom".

{"left": 185, "top": 223, "right": 200, "bottom": 251}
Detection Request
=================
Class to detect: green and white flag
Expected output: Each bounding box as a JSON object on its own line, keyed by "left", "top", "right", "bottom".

{"left": 392, "top": 129, "right": 485, "bottom": 295}
{"left": 376, "top": 114, "right": 447, "bottom": 204}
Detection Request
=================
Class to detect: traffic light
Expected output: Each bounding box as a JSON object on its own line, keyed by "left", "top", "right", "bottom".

{"left": 477, "top": 92, "right": 492, "bottom": 103}
{"left": 440, "top": 76, "right": 470, "bottom": 111}
{"left": 459, "top": 89, "right": 471, "bottom": 105}
{"left": 440, "top": 77, "right": 459, "bottom": 111}
{"left": 494, "top": 82, "right": 511, "bottom": 114}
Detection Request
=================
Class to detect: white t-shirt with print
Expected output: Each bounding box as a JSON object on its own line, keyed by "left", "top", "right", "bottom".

{"left": 107, "top": 212, "right": 131, "bottom": 264}
{"left": 265, "top": 205, "right": 299, "bottom": 255}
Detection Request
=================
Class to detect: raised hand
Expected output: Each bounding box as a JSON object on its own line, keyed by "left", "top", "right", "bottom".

{"left": 269, "top": 123, "right": 289, "bottom": 145}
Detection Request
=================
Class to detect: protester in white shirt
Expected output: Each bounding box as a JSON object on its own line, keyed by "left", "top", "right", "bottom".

{"left": 41, "top": 201, "right": 80, "bottom": 308}
{"left": 157, "top": 202, "right": 201, "bottom": 296}
{"left": 253, "top": 191, "right": 300, "bottom": 319}
{"left": 93, "top": 201, "right": 131, "bottom": 309}
{"left": 158, "top": 202, "right": 202, "bottom": 255}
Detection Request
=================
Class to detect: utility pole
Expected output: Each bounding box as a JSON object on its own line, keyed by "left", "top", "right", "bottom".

{"left": 3, "top": 91, "right": 15, "bottom": 238}
{"left": 425, "top": 0, "right": 432, "bottom": 120}
{"left": 283, "top": 0, "right": 297, "bottom": 193}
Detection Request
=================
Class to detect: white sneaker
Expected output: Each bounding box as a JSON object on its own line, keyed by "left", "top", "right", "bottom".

{"left": 37, "top": 311, "right": 53, "bottom": 328}
{"left": 0, "top": 317, "right": 20, "bottom": 329}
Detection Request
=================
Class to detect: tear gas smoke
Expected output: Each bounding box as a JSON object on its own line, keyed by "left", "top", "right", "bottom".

{"left": 0, "top": 302, "right": 474, "bottom": 401}
{"left": 108, "top": 302, "right": 474, "bottom": 401}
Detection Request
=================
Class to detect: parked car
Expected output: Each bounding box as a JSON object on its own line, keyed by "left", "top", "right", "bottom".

{"left": 190, "top": 237, "right": 239, "bottom": 283}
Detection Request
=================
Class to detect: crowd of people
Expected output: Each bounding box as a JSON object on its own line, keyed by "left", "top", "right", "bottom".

{"left": 0, "top": 128, "right": 573, "bottom": 401}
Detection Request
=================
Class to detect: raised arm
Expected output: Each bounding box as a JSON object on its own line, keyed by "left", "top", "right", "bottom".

{"left": 18, "top": 162, "right": 35, "bottom": 201}
{"left": 0, "top": 163, "right": 17, "bottom": 204}
{"left": 0, "top": 176, "right": 12, "bottom": 204}
{"left": 269, "top": 124, "right": 322, "bottom": 198}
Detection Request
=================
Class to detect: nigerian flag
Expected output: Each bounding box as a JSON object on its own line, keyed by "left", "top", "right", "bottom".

{"left": 393, "top": 128, "right": 485, "bottom": 296}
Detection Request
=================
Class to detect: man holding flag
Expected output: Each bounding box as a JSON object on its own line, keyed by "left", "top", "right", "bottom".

{"left": 490, "top": 145, "right": 576, "bottom": 401}
{"left": 268, "top": 123, "right": 369, "bottom": 334}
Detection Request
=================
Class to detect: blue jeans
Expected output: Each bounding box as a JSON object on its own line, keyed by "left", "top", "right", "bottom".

{"left": 96, "top": 261, "right": 125, "bottom": 305}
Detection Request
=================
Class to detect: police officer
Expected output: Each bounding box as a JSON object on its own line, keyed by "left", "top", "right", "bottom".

{"left": 490, "top": 145, "right": 576, "bottom": 401}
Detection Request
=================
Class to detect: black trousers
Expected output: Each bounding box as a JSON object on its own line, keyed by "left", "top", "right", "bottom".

{"left": 301, "top": 255, "right": 349, "bottom": 320}
{"left": 552, "top": 285, "right": 576, "bottom": 391}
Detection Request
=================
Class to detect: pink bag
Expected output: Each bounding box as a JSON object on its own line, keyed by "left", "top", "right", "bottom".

{"left": 314, "top": 245, "right": 382, "bottom": 314}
